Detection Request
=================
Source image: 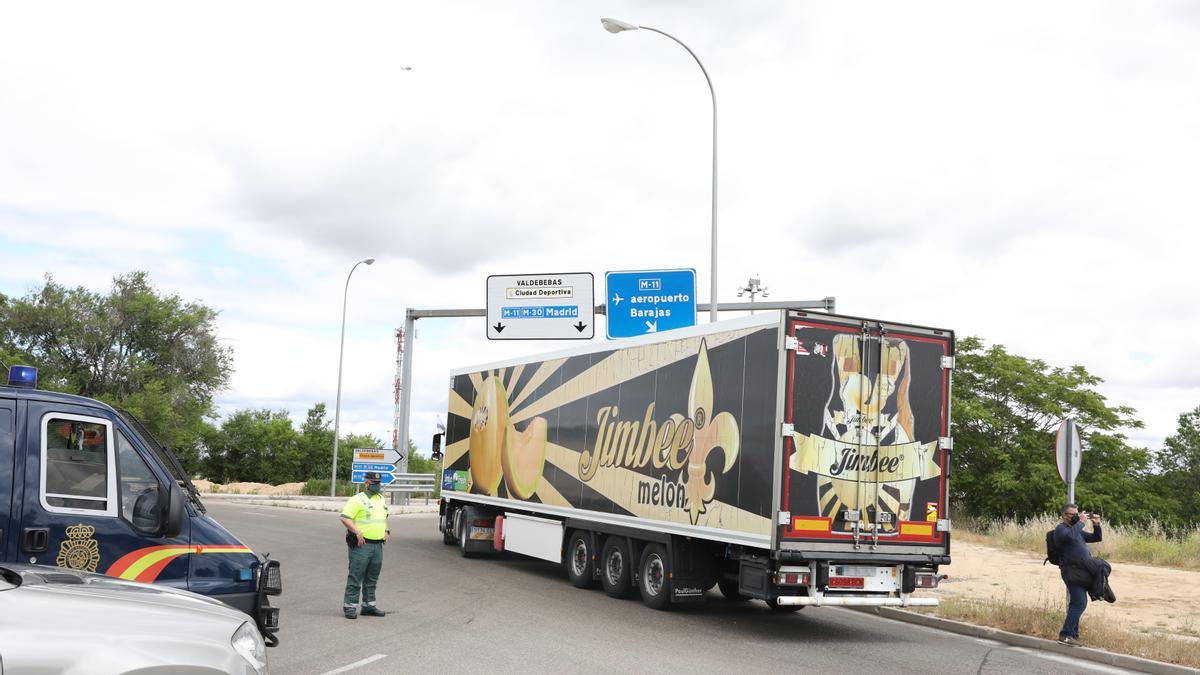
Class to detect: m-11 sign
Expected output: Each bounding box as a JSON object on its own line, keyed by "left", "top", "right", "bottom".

{"left": 606, "top": 269, "right": 696, "bottom": 338}
{"left": 487, "top": 273, "right": 594, "bottom": 340}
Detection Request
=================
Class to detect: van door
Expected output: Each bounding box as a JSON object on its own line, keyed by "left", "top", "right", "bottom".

{"left": 0, "top": 397, "right": 15, "bottom": 561}
{"left": 21, "top": 401, "right": 190, "bottom": 590}
{"left": 779, "top": 312, "right": 952, "bottom": 557}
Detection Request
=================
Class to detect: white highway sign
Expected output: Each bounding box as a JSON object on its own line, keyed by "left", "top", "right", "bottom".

{"left": 487, "top": 272, "right": 594, "bottom": 340}
{"left": 353, "top": 448, "right": 403, "bottom": 464}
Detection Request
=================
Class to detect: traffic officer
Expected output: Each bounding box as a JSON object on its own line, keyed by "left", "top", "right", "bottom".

{"left": 339, "top": 471, "right": 389, "bottom": 619}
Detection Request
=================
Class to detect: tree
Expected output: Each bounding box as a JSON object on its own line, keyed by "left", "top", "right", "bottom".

{"left": 1158, "top": 406, "right": 1200, "bottom": 524}
{"left": 951, "top": 337, "right": 1165, "bottom": 524}
{"left": 0, "top": 272, "right": 232, "bottom": 464}
{"left": 201, "top": 409, "right": 303, "bottom": 484}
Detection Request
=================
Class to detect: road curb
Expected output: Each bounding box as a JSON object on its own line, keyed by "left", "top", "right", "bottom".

{"left": 851, "top": 606, "right": 1198, "bottom": 674}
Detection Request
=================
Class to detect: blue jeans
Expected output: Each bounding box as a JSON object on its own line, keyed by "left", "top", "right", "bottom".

{"left": 1060, "top": 582, "right": 1088, "bottom": 639}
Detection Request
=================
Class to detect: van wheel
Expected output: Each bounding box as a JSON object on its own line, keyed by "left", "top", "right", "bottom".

{"left": 600, "top": 538, "right": 633, "bottom": 598}
{"left": 717, "top": 578, "right": 745, "bottom": 601}
{"left": 638, "top": 544, "right": 671, "bottom": 610}
{"left": 565, "top": 531, "right": 596, "bottom": 589}
{"left": 442, "top": 509, "right": 457, "bottom": 545}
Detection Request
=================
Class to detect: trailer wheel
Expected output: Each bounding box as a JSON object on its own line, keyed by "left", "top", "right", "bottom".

{"left": 637, "top": 544, "right": 671, "bottom": 610}
{"left": 717, "top": 578, "right": 745, "bottom": 602}
{"left": 565, "top": 531, "right": 596, "bottom": 589}
{"left": 442, "top": 508, "right": 457, "bottom": 545}
{"left": 600, "top": 538, "right": 633, "bottom": 598}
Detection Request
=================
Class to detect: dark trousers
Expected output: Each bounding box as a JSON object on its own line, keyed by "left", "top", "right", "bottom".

{"left": 1060, "top": 582, "right": 1088, "bottom": 639}
{"left": 343, "top": 541, "right": 383, "bottom": 607}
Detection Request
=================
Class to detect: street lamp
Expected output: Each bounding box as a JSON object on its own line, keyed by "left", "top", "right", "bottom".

{"left": 736, "top": 276, "right": 769, "bottom": 315}
{"left": 330, "top": 257, "right": 376, "bottom": 497}
{"left": 601, "top": 17, "right": 720, "bottom": 323}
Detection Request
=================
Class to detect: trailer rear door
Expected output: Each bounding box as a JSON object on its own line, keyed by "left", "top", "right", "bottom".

{"left": 778, "top": 312, "right": 952, "bottom": 555}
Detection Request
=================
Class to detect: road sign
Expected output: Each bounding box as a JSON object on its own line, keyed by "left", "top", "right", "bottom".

{"left": 486, "top": 273, "right": 594, "bottom": 340}
{"left": 351, "top": 470, "right": 397, "bottom": 485}
{"left": 605, "top": 269, "right": 697, "bottom": 339}
{"left": 1055, "top": 418, "right": 1081, "bottom": 483}
{"left": 352, "top": 462, "right": 396, "bottom": 473}
{"left": 353, "top": 449, "right": 403, "bottom": 464}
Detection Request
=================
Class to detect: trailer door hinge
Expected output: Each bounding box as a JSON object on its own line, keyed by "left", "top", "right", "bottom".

{"left": 785, "top": 336, "right": 799, "bottom": 352}
{"left": 941, "top": 356, "right": 956, "bottom": 370}
{"left": 781, "top": 423, "right": 795, "bottom": 437}
{"left": 939, "top": 436, "right": 953, "bottom": 450}
{"left": 936, "top": 519, "right": 951, "bottom": 532}
{"left": 778, "top": 511, "right": 791, "bottom": 525}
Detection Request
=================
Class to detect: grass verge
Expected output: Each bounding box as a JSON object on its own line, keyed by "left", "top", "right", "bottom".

{"left": 955, "top": 515, "right": 1200, "bottom": 571}
{"left": 913, "top": 596, "right": 1200, "bottom": 669}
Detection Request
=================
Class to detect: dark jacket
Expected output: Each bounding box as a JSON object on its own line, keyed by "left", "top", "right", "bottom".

{"left": 1063, "top": 556, "right": 1112, "bottom": 600}
{"left": 1053, "top": 520, "right": 1102, "bottom": 566}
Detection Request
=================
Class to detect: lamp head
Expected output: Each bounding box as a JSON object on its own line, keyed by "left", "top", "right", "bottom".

{"left": 363, "top": 258, "right": 376, "bottom": 265}
{"left": 601, "top": 18, "right": 638, "bottom": 33}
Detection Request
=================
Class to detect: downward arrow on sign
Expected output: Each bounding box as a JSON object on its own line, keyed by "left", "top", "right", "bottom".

{"left": 493, "top": 322, "right": 506, "bottom": 333}
{"left": 574, "top": 321, "right": 587, "bottom": 332}
{"left": 645, "top": 320, "right": 657, "bottom": 333}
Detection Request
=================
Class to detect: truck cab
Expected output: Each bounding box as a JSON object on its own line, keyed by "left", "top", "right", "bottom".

{"left": 0, "top": 366, "right": 281, "bottom": 644}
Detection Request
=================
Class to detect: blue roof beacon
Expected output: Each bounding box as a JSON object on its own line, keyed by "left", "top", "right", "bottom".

{"left": 6, "top": 365, "right": 37, "bottom": 388}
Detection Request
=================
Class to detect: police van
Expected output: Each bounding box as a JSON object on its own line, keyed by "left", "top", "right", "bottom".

{"left": 0, "top": 366, "right": 282, "bottom": 645}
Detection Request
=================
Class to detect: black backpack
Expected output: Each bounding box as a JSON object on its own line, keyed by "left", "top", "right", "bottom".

{"left": 1044, "top": 529, "right": 1061, "bottom": 566}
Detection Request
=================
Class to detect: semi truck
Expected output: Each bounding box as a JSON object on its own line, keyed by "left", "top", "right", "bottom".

{"left": 435, "top": 309, "right": 953, "bottom": 610}
{"left": 0, "top": 366, "right": 282, "bottom": 643}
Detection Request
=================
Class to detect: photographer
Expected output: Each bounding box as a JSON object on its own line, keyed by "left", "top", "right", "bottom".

{"left": 1052, "top": 504, "right": 1102, "bottom": 646}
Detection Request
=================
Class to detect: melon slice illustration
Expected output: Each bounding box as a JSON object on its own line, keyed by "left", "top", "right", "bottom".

{"left": 468, "top": 376, "right": 509, "bottom": 495}
{"left": 503, "top": 417, "right": 547, "bottom": 500}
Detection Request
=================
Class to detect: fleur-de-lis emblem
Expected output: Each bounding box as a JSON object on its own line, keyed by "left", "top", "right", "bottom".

{"left": 680, "top": 340, "right": 740, "bottom": 525}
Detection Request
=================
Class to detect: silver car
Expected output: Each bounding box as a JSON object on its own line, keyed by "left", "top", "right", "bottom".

{"left": 0, "top": 563, "right": 267, "bottom": 674}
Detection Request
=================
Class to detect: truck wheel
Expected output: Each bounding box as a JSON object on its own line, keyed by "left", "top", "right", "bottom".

{"left": 457, "top": 507, "right": 476, "bottom": 558}
{"left": 442, "top": 508, "right": 456, "bottom": 545}
{"left": 565, "top": 531, "right": 596, "bottom": 589}
{"left": 600, "top": 538, "right": 633, "bottom": 598}
{"left": 637, "top": 543, "right": 671, "bottom": 610}
{"left": 717, "top": 578, "right": 745, "bottom": 601}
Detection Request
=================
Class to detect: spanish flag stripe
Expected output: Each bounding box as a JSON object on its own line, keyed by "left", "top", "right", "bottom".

{"left": 106, "top": 545, "right": 184, "bottom": 578}
{"left": 118, "top": 547, "right": 193, "bottom": 580}
{"left": 107, "top": 545, "right": 255, "bottom": 581}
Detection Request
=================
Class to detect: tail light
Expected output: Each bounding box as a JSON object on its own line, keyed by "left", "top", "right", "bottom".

{"left": 914, "top": 574, "right": 940, "bottom": 588}
{"left": 777, "top": 572, "right": 810, "bottom": 586}
{"left": 472, "top": 519, "right": 493, "bottom": 527}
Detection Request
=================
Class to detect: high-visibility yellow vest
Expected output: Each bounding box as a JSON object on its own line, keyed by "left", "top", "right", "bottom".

{"left": 341, "top": 492, "right": 388, "bottom": 539}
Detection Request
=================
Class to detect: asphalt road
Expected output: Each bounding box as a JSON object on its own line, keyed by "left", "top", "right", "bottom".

{"left": 207, "top": 502, "right": 1137, "bottom": 675}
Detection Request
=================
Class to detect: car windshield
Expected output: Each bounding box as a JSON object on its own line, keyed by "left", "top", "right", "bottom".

{"left": 116, "top": 409, "right": 207, "bottom": 513}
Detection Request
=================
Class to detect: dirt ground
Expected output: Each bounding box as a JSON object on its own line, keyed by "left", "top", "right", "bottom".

{"left": 931, "top": 541, "right": 1200, "bottom": 641}
{"left": 191, "top": 480, "right": 305, "bottom": 496}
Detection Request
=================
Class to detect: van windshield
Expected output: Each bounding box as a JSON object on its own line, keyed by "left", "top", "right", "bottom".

{"left": 115, "top": 409, "right": 207, "bottom": 513}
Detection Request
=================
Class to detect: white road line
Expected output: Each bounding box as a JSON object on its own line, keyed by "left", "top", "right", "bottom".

{"left": 319, "top": 654, "right": 387, "bottom": 674}
{"left": 246, "top": 511, "right": 277, "bottom": 517}
{"left": 1006, "top": 647, "right": 1143, "bottom": 675}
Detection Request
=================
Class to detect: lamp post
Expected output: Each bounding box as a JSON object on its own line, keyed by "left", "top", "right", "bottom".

{"left": 602, "top": 17, "right": 719, "bottom": 323}
{"left": 330, "top": 257, "right": 376, "bottom": 497}
{"left": 736, "top": 276, "right": 769, "bottom": 315}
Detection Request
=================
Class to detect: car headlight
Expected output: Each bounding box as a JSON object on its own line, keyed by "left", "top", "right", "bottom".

{"left": 232, "top": 621, "right": 268, "bottom": 674}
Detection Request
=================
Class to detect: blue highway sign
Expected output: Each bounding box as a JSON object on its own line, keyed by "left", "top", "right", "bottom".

{"left": 352, "top": 462, "right": 397, "bottom": 473}
{"left": 351, "top": 470, "right": 397, "bottom": 485}
{"left": 605, "top": 269, "right": 697, "bottom": 339}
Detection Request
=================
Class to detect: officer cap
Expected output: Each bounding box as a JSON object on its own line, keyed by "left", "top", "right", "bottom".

{"left": 364, "top": 471, "right": 381, "bottom": 480}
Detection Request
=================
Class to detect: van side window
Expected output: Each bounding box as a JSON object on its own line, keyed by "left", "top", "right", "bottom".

{"left": 117, "top": 431, "right": 162, "bottom": 531}
{"left": 42, "top": 415, "right": 116, "bottom": 515}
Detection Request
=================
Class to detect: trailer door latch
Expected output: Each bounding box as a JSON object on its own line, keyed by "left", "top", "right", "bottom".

{"left": 781, "top": 423, "right": 795, "bottom": 437}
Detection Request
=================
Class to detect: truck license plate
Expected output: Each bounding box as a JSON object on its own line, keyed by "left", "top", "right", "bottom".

{"left": 828, "top": 577, "right": 865, "bottom": 588}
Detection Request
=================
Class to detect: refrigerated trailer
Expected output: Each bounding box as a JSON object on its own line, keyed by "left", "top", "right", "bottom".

{"left": 436, "top": 310, "right": 953, "bottom": 610}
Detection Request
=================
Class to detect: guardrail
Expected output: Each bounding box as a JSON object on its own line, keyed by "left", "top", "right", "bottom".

{"left": 384, "top": 473, "right": 438, "bottom": 505}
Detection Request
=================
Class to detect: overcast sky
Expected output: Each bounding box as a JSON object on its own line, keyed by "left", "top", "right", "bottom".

{"left": 2, "top": 1, "right": 1196, "bottom": 459}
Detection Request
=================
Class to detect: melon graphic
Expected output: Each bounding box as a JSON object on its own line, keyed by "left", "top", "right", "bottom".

{"left": 468, "top": 376, "right": 509, "bottom": 495}
{"left": 503, "top": 417, "right": 547, "bottom": 500}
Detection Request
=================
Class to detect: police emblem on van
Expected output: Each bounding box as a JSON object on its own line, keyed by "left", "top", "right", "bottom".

{"left": 56, "top": 523, "right": 100, "bottom": 572}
